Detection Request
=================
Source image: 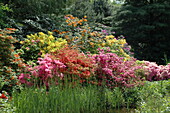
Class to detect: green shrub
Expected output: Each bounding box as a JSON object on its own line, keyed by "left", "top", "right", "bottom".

{"left": 135, "top": 80, "right": 170, "bottom": 113}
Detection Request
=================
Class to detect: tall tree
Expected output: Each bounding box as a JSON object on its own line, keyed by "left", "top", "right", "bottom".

{"left": 114, "top": 0, "right": 170, "bottom": 64}
{"left": 4, "top": 0, "right": 77, "bottom": 20}
{"left": 70, "top": 0, "right": 115, "bottom": 26}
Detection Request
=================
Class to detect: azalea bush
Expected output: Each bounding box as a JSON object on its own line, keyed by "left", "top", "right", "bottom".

{"left": 18, "top": 46, "right": 96, "bottom": 89}
{"left": 89, "top": 48, "right": 145, "bottom": 89}
{"left": 0, "top": 28, "right": 24, "bottom": 94}
{"left": 53, "top": 15, "right": 132, "bottom": 59}
{"left": 18, "top": 54, "right": 66, "bottom": 90}
{"left": 143, "top": 61, "right": 170, "bottom": 81}
{"left": 18, "top": 31, "right": 67, "bottom": 63}
{"left": 52, "top": 46, "right": 96, "bottom": 80}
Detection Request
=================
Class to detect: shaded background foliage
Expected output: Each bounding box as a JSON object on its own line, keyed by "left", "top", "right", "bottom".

{"left": 0, "top": 0, "right": 169, "bottom": 64}
{"left": 0, "top": 3, "right": 12, "bottom": 28}
{"left": 113, "top": 0, "right": 170, "bottom": 64}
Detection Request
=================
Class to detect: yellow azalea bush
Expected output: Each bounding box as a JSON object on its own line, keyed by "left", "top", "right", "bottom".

{"left": 53, "top": 15, "right": 131, "bottom": 59}
{"left": 18, "top": 31, "right": 67, "bottom": 63}
{"left": 103, "top": 35, "right": 131, "bottom": 59}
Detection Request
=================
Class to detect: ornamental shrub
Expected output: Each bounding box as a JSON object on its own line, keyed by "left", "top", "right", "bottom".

{"left": 17, "top": 31, "right": 67, "bottom": 63}
{"left": 90, "top": 48, "right": 145, "bottom": 89}
{"left": 18, "top": 54, "right": 66, "bottom": 90}
{"left": 18, "top": 46, "right": 96, "bottom": 89}
{"left": 0, "top": 28, "right": 24, "bottom": 94}
{"left": 52, "top": 46, "right": 96, "bottom": 80}
{"left": 53, "top": 15, "right": 132, "bottom": 59}
{"left": 143, "top": 61, "right": 170, "bottom": 81}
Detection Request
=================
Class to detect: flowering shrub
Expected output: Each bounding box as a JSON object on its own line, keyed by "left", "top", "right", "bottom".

{"left": 90, "top": 48, "right": 145, "bottom": 88}
{"left": 143, "top": 61, "right": 170, "bottom": 81}
{"left": 53, "top": 15, "right": 132, "bottom": 59}
{"left": 52, "top": 46, "right": 96, "bottom": 80}
{"left": 0, "top": 28, "right": 24, "bottom": 94}
{"left": 18, "top": 31, "right": 67, "bottom": 63}
{"left": 18, "top": 46, "right": 96, "bottom": 89}
{"left": 0, "top": 91, "right": 16, "bottom": 112}
{"left": 18, "top": 54, "right": 66, "bottom": 89}
{"left": 100, "top": 36, "right": 131, "bottom": 60}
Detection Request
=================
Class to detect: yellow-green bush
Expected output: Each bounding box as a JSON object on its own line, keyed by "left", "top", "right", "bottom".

{"left": 18, "top": 31, "right": 67, "bottom": 63}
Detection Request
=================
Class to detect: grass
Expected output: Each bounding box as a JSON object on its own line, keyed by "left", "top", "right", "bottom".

{"left": 6, "top": 79, "right": 170, "bottom": 113}
{"left": 12, "top": 84, "right": 106, "bottom": 113}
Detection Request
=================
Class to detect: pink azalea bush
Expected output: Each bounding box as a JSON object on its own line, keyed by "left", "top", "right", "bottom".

{"left": 143, "top": 61, "right": 170, "bottom": 81}
{"left": 18, "top": 54, "right": 66, "bottom": 89}
{"left": 89, "top": 48, "right": 145, "bottom": 88}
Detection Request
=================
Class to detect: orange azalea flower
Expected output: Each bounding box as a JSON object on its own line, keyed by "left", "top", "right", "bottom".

{"left": 83, "top": 19, "right": 87, "bottom": 22}
{"left": 13, "top": 59, "right": 21, "bottom": 62}
{"left": 52, "top": 29, "right": 60, "bottom": 32}
{"left": 70, "top": 16, "right": 75, "bottom": 19}
{"left": 8, "top": 67, "right": 12, "bottom": 69}
{"left": 81, "top": 33, "right": 85, "bottom": 36}
{"left": 66, "top": 20, "right": 69, "bottom": 23}
{"left": 7, "top": 36, "right": 13, "bottom": 39}
{"left": 64, "top": 35, "right": 69, "bottom": 39}
{"left": 6, "top": 70, "right": 11, "bottom": 73}
{"left": 62, "top": 31, "right": 66, "bottom": 34}
{"left": 68, "top": 23, "right": 72, "bottom": 26}
{"left": 14, "top": 54, "right": 19, "bottom": 58}
{"left": 9, "top": 49, "right": 14, "bottom": 52}
{"left": 18, "top": 63, "right": 22, "bottom": 67}
{"left": 0, "top": 34, "right": 2, "bottom": 36}
{"left": 11, "top": 76, "right": 15, "bottom": 80}
{"left": 6, "top": 28, "right": 16, "bottom": 31}
{"left": 81, "top": 30, "right": 87, "bottom": 33}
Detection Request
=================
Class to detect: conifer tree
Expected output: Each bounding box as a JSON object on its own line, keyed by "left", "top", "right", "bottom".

{"left": 114, "top": 0, "right": 170, "bottom": 64}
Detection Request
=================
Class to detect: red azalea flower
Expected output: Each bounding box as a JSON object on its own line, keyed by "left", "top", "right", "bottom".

{"left": 0, "top": 93, "right": 8, "bottom": 99}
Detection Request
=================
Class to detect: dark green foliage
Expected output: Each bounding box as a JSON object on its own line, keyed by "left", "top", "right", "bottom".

{"left": 70, "top": 0, "right": 115, "bottom": 26}
{"left": 70, "top": 0, "right": 97, "bottom": 23}
{"left": 0, "top": 0, "right": 77, "bottom": 46}
{"left": 11, "top": 15, "right": 65, "bottom": 50}
{"left": 0, "top": 3, "right": 12, "bottom": 28}
{"left": 114, "top": 0, "right": 170, "bottom": 64}
{"left": 93, "top": 0, "right": 114, "bottom": 24}
{"left": 7, "top": 0, "right": 67, "bottom": 20}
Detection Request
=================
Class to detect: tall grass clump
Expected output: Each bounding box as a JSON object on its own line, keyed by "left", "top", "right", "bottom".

{"left": 12, "top": 83, "right": 110, "bottom": 113}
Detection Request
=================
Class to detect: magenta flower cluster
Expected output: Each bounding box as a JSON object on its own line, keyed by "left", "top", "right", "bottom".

{"left": 18, "top": 47, "right": 170, "bottom": 89}
{"left": 18, "top": 54, "right": 66, "bottom": 87}
{"left": 144, "top": 61, "right": 170, "bottom": 81}
{"left": 91, "top": 48, "right": 145, "bottom": 88}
